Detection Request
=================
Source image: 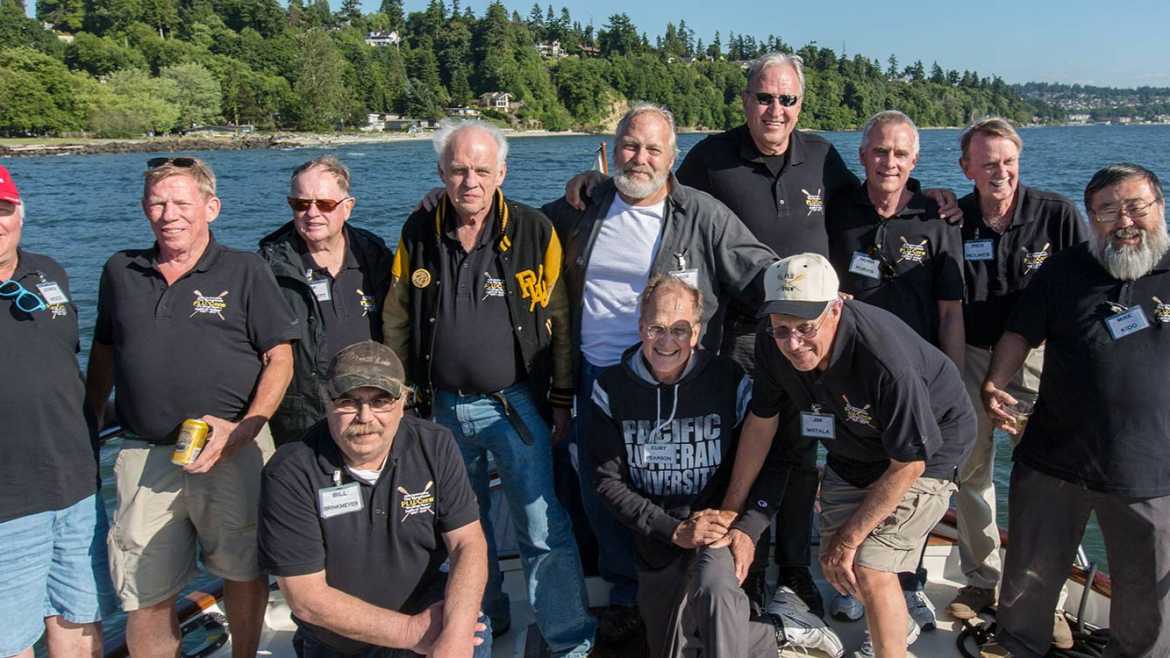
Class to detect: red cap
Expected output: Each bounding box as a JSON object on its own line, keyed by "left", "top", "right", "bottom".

{"left": 0, "top": 165, "right": 20, "bottom": 205}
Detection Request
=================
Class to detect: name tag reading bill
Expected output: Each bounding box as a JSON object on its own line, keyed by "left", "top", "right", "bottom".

{"left": 36, "top": 281, "right": 69, "bottom": 304}
{"left": 668, "top": 269, "right": 699, "bottom": 289}
{"left": 643, "top": 443, "right": 677, "bottom": 466}
{"left": 319, "top": 482, "right": 363, "bottom": 519}
{"left": 1105, "top": 306, "right": 1149, "bottom": 340}
{"left": 964, "top": 240, "right": 994, "bottom": 262}
{"left": 309, "top": 278, "right": 332, "bottom": 302}
{"left": 800, "top": 412, "right": 835, "bottom": 439}
{"left": 848, "top": 252, "right": 882, "bottom": 280}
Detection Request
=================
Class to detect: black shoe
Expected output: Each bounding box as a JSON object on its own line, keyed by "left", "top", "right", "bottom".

{"left": 778, "top": 566, "right": 825, "bottom": 619}
{"left": 742, "top": 570, "right": 771, "bottom": 615}
{"left": 596, "top": 605, "right": 644, "bottom": 645}
{"left": 491, "top": 616, "right": 512, "bottom": 638}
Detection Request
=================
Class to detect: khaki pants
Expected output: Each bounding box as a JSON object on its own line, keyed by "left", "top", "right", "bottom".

{"left": 955, "top": 344, "right": 1043, "bottom": 589}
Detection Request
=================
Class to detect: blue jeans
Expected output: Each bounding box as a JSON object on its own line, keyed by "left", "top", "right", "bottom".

{"left": 434, "top": 384, "right": 595, "bottom": 658}
{"left": 574, "top": 358, "right": 638, "bottom": 607}
{"left": 0, "top": 493, "right": 118, "bottom": 656}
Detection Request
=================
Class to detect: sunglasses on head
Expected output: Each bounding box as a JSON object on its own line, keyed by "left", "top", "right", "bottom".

{"left": 146, "top": 157, "right": 199, "bottom": 169}
{"left": 288, "top": 196, "right": 353, "bottom": 213}
{"left": 753, "top": 92, "right": 800, "bottom": 107}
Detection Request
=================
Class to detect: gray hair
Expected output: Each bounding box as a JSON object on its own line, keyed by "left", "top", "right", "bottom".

{"left": 860, "top": 110, "right": 920, "bottom": 155}
{"left": 291, "top": 155, "right": 352, "bottom": 196}
{"left": 143, "top": 157, "right": 217, "bottom": 200}
{"left": 960, "top": 117, "right": 1022, "bottom": 161}
{"left": 745, "top": 52, "right": 806, "bottom": 95}
{"left": 639, "top": 274, "right": 704, "bottom": 325}
{"left": 1084, "top": 163, "right": 1165, "bottom": 213}
{"left": 614, "top": 102, "right": 679, "bottom": 157}
{"left": 432, "top": 120, "right": 509, "bottom": 170}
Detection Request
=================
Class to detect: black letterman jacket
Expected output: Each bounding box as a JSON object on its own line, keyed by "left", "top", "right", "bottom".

{"left": 259, "top": 222, "right": 394, "bottom": 445}
{"left": 382, "top": 190, "right": 572, "bottom": 415}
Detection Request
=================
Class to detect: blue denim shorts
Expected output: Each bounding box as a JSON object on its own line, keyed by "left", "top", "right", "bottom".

{"left": 0, "top": 493, "right": 118, "bottom": 655}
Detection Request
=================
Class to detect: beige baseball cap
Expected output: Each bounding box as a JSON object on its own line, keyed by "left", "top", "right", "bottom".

{"left": 758, "top": 253, "right": 840, "bottom": 319}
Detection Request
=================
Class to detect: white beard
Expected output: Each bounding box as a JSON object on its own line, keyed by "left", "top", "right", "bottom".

{"left": 1090, "top": 221, "right": 1170, "bottom": 281}
{"left": 614, "top": 167, "right": 668, "bottom": 200}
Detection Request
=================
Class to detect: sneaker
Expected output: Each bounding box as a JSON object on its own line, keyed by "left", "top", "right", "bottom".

{"left": 947, "top": 585, "right": 996, "bottom": 620}
{"left": 851, "top": 615, "right": 920, "bottom": 658}
{"left": 595, "top": 605, "right": 643, "bottom": 645}
{"left": 778, "top": 566, "right": 826, "bottom": 619}
{"left": 978, "top": 641, "right": 1013, "bottom": 657}
{"left": 766, "top": 586, "right": 845, "bottom": 658}
{"left": 904, "top": 589, "right": 937, "bottom": 631}
{"left": 1052, "top": 611, "right": 1074, "bottom": 650}
{"left": 830, "top": 593, "right": 865, "bottom": 622}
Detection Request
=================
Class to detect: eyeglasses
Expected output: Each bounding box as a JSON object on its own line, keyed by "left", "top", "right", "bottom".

{"left": 288, "top": 197, "right": 354, "bottom": 213}
{"left": 766, "top": 309, "right": 831, "bottom": 341}
{"left": 146, "top": 157, "right": 199, "bottom": 169}
{"left": 1092, "top": 198, "right": 1161, "bottom": 224}
{"left": 643, "top": 322, "right": 695, "bottom": 341}
{"left": 868, "top": 222, "right": 898, "bottom": 278}
{"left": 332, "top": 395, "right": 399, "bottom": 414}
{"left": 0, "top": 279, "right": 48, "bottom": 313}
{"left": 752, "top": 92, "right": 800, "bottom": 108}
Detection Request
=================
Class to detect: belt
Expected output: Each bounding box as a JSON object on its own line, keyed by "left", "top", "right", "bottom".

{"left": 440, "top": 387, "right": 536, "bottom": 446}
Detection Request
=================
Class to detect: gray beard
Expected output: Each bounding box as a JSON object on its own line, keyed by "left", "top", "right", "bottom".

{"left": 614, "top": 169, "right": 668, "bottom": 200}
{"left": 1090, "top": 222, "right": 1170, "bottom": 281}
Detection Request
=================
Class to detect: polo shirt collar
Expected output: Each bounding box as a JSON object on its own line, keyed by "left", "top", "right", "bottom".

{"left": 853, "top": 183, "right": 930, "bottom": 220}
{"left": 311, "top": 419, "right": 418, "bottom": 481}
{"left": 824, "top": 303, "right": 857, "bottom": 371}
{"left": 11, "top": 247, "right": 40, "bottom": 279}
{"left": 968, "top": 184, "right": 1036, "bottom": 230}
{"left": 735, "top": 124, "right": 806, "bottom": 169}
{"left": 132, "top": 232, "right": 225, "bottom": 273}
{"left": 439, "top": 191, "right": 507, "bottom": 250}
{"left": 297, "top": 229, "right": 362, "bottom": 273}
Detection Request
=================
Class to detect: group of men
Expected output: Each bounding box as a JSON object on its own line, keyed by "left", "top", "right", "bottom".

{"left": 2, "top": 48, "right": 1169, "bottom": 658}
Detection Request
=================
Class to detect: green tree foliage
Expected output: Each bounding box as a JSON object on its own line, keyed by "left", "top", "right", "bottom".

{"left": 160, "top": 62, "right": 222, "bottom": 128}
{"left": 36, "top": 0, "right": 86, "bottom": 32}
{"left": 66, "top": 32, "right": 148, "bottom": 75}
{"left": 291, "top": 29, "right": 355, "bottom": 130}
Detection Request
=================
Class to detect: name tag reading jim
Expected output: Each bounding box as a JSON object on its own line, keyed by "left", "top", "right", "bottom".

{"left": 964, "top": 240, "right": 994, "bottom": 262}
{"left": 1105, "top": 306, "right": 1149, "bottom": 341}
{"left": 319, "top": 482, "right": 363, "bottom": 519}
{"left": 36, "top": 281, "right": 69, "bottom": 305}
{"left": 801, "top": 412, "right": 835, "bottom": 439}
{"left": 309, "top": 278, "right": 332, "bottom": 302}
{"left": 643, "top": 443, "right": 677, "bottom": 467}
{"left": 848, "top": 252, "right": 882, "bottom": 280}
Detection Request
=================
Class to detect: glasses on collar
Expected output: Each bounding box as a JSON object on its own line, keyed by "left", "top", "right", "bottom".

{"left": 752, "top": 92, "right": 800, "bottom": 108}
{"left": 146, "top": 157, "right": 200, "bottom": 169}
{"left": 1092, "top": 198, "right": 1160, "bottom": 224}
{"left": 868, "top": 221, "right": 898, "bottom": 279}
{"left": 288, "top": 196, "right": 354, "bottom": 213}
{"left": 0, "top": 279, "right": 48, "bottom": 313}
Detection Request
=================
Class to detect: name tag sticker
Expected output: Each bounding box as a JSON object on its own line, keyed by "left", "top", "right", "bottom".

{"left": 849, "top": 252, "right": 882, "bottom": 280}
{"left": 1105, "top": 306, "right": 1150, "bottom": 340}
{"left": 319, "top": 482, "right": 363, "bottom": 519}
{"left": 36, "top": 281, "right": 69, "bottom": 304}
{"left": 964, "top": 239, "right": 994, "bottom": 261}
{"left": 668, "top": 268, "right": 699, "bottom": 288}
{"left": 800, "top": 412, "right": 835, "bottom": 439}
{"left": 643, "top": 443, "right": 677, "bottom": 466}
{"left": 309, "top": 278, "right": 332, "bottom": 302}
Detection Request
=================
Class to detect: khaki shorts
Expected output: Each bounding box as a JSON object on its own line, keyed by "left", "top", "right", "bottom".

{"left": 819, "top": 466, "right": 956, "bottom": 573}
{"left": 108, "top": 426, "right": 275, "bottom": 610}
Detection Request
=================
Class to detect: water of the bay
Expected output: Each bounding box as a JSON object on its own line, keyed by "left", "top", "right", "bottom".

{"left": 11, "top": 124, "right": 1170, "bottom": 648}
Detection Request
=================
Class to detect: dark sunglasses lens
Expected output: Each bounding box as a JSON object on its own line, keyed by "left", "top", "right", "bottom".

{"left": 778, "top": 94, "right": 798, "bottom": 107}
{"left": 754, "top": 93, "right": 773, "bottom": 105}
{"left": 146, "top": 157, "right": 170, "bottom": 169}
{"left": 147, "top": 157, "right": 197, "bottom": 169}
{"left": 0, "top": 280, "right": 18, "bottom": 297}
{"left": 16, "top": 293, "right": 44, "bottom": 313}
{"left": 172, "top": 157, "right": 197, "bottom": 167}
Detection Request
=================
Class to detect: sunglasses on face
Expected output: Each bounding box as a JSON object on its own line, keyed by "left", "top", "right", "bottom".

{"left": 146, "top": 157, "right": 199, "bottom": 169}
{"left": 288, "top": 196, "right": 354, "bottom": 213}
{"left": 0, "top": 279, "right": 48, "bottom": 313}
{"left": 752, "top": 92, "right": 800, "bottom": 108}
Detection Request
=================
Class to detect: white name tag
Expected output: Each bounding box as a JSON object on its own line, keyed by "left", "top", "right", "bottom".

{"left": 1105, "top": 306, "right": 1149, "bottom": 340}
{"left": 36, "top": 281, "right": 69, "bottom": 304}
{"left": 318, "top": 482, "right": 363, "bottom": 518}
{"left": 668, "top": 268, "right": 699, "bottom": 289}
{"left": 643, "top": 443, "right": 677, "bottom": 466}
{"left": 800, "top": 412, "right": 836, "bottom": 439}
{"left": 849, "top": 252, "right": 882, "bottom": 280}
{"left": 309, "top": 278, "right": 332, "bottom": 302}
{"left": 964, "top": 239, "right": 994, "bottom": 262}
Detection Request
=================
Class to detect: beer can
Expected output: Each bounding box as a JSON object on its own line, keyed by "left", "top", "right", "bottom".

{"left": 171, "top": 419, "right": 210, "bottom": 466}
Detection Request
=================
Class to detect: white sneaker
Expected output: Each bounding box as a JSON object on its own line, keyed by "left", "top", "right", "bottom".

{"left": 767, "top": 586, "right": 845, "bottom": 658}
{"left": 851, "top": 615, "right": 921, "bottom": 658}
{"left": 904, "top": 589, "right": 937, "bottom": 630}
{"left": 830, "top": 593, "right": 865, "bottom": 622}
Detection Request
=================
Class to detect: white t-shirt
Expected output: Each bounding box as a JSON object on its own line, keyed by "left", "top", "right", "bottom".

{"left": 581, "top": 195, "right": 666, "bottom": 367}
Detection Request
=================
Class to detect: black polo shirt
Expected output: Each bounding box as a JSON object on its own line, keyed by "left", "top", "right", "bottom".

{"left": 430, "top": 202, "right": 521, "bottom": 393}
{"left": 752, "top": 301, "right": 974, "bottom": 488}
{"left": 827, "top": 184, "right": 965, "bottom": 343}
{"left": 1007, "top": 245, "right": 1170, "bottom": 497}
{"left": 0, "top": 250, "right": 97, "bottom": 522}
{"left": 959, "top": 185, "right": 1087, "bottom": 348}
{"left": 94, "top": 235, "right": 299, "bottom": 442}
{"left": 258, "top": 416, "right": 480, "bottom": 653}
{"left": 299, "top": 244, "right": 380, "bottom": 368}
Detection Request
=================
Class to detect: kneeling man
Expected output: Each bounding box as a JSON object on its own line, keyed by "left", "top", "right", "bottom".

{"left": 721, "top": 254, "right": 975, "bottom": 658}
{"left": 259, "top": 341, "right": 489, "bottom": 657}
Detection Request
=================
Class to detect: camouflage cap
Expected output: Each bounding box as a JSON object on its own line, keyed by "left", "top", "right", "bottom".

{"left": 325, "top": 341, "right": 406, "bottom": 399}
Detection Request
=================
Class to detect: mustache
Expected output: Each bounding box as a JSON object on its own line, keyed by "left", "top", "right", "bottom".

{"left": 622, "top": 164, "right": 654, "bottom": 176}
{"left": 343, "top": 420, "right": 382, "bottom": 438}
{"left": 1113, "top": 226, "right": 1143, "bottom": 240}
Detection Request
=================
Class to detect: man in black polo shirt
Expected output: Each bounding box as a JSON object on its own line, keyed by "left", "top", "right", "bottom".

{"left": 260, "top": 155, "right": 393, "bottom": 446}
{"left": 86, "top": 157, "right": 299, "bottom": 658}
{"left": 947, "top": 119, "right": 1085, "bottom": 634}
{"left": 980, "top": 164, "right": 1170, "bottom": 658}
{"left": 0, "top": 165, "right": 116, "bottom": 657}
{"left": 382, "top": 121, "right": 596, "bottom": 656}
{"left": 259, "top": 341, "right": 490, "bottom": 658}
{"left": 721, "top": 254, "right": 974, "bottom": 658}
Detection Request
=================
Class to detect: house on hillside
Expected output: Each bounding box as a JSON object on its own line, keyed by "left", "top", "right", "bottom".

{"left": 478, "top": 92, "right": 513, "bottom": 111}
{"left": 536, "top": 40, "right": 566, "bottom": 59}
{"left": 365, "top": 31, "right": 400, "bottom": 47}
{"left": 578, "top": 44, "right": 600, "bottom": 57}
{"left": 446, "top": 107, "right": 482, "bottom": 118}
